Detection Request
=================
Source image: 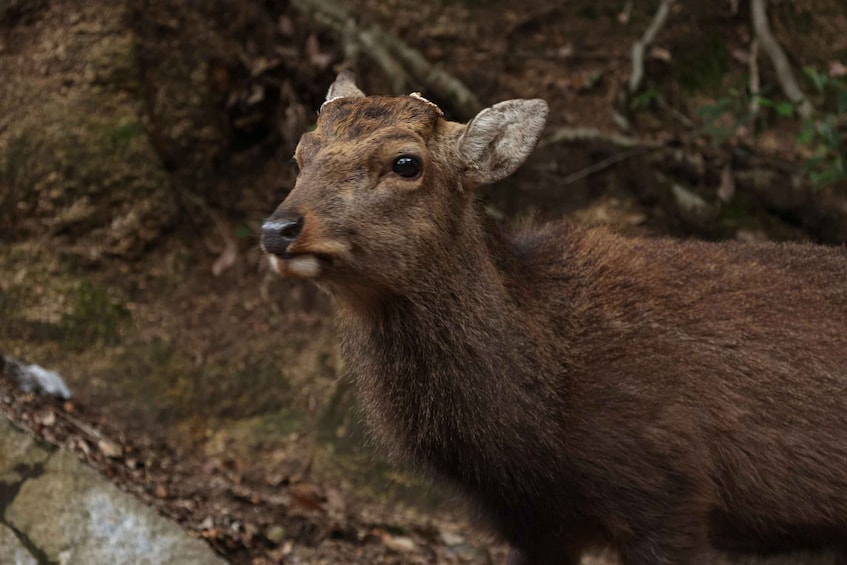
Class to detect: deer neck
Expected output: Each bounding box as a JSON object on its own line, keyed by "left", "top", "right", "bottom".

{"left": 335, "top": 205, "right": 515, "bottom": 342}
{"left": 331, "top": 207, "right": 533, "bottom": 465}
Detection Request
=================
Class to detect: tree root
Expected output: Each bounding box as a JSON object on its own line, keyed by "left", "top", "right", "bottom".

{"left": 628, "top": 0, "right": 676, "bottom": 93}
{"left": 291, "top": 0, "right": 482, "bottom": 118}
{"left": 749, "top": 39, "right": 761, "bottom": 118}
{"left": 541, "top": 126, "right": 665, "bottom": 150}
{"left": 750, "top": 0, "right": 813, "bottom": 118}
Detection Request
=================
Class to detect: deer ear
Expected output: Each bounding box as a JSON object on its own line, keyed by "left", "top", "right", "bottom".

{"left": 457, "top": 99, "right": 548, "bottom": 187}
{"left": 326, "top": 71, "right": 365, "bottom": 102}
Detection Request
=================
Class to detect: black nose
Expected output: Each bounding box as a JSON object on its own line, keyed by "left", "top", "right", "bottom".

{"left": 262, "top": 215, "right": 303, "bottom": 256}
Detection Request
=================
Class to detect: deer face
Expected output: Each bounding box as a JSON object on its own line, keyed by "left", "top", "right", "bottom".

{"left": 262, "top": 72, "right": 548, "bottom": 291}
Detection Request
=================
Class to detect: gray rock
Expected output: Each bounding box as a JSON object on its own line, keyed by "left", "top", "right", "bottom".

{"left": 2, "top": 355, "right": 72, "bottom": 399}
{"left": 0, "top": 523, "right": 37, "bottom": 565}
{"left": 5, "top": 449, "right": 224, "bottom": 565}
{"left": 0, "top": 417, "right": 51, "bottom": 484}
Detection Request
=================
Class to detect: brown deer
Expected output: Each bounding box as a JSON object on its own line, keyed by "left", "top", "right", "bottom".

{"left": 261, "top": 72, "right": 847, "bottom": 565}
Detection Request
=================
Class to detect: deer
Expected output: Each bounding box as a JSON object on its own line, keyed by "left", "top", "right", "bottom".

{"left": 260, "top": 72, "right": 847, "bottom": 565}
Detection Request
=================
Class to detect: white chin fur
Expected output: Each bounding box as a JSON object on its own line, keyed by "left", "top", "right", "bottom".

{"left": 268, "top": 254, "right": 281, "bottom": 273}
{"left": 268, "top": 254, "right": 321, "bottom": 278}
{"left": 288, "top": 255, "right": 321, "bottom": 277}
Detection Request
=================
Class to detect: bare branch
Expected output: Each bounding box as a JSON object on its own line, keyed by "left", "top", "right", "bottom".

{"left": 291, "top": 0, "right": 482, "bottom": 118}
{"left": 749, "top": 38, "right": 761, "bottom": 118}
{"left": 750, "top": 0, "right": 813, "bottom": 118}
{"left": 560, "top": 148, "right": 653, "bottom": 187}
{"left": 541, "top": 126, "right": 665, "bottom": 149}
{"left": 629, "top": 0, "right": 676, "bottom": 93}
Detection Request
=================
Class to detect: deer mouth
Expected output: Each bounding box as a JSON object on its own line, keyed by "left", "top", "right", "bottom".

{"left": 268, "top": 252, "right": 333, "bottom": 279}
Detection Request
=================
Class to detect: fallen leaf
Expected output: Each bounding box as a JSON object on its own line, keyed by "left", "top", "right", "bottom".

{"left": 98, "top": 438, "right": 123, "bottom": 458}
{"left": 211, "top": 221, "right": 239, "bottom": 277}
{"left": 278, "top": 15, "right": 295, "bottom": 36}
{"left": 324, "top": 487, "right": 346, "bottom": 516}
{"left": 382, "top": 534, "right": 417, "bottom": 553}
{"left": 829, "top": 61, "right": 847, "bottom": 78}
{"left": 290, "top": 483, "right": 325, "bottom": 512}
{"left": 718, "top": 164, "right": 736, "bottom": 203}
{"left": 265, "top": 524, "right": 286, "bottom": 545}
{"left": 439, "top": 530, "right": 465, "bottom": 547}
{"left": 650, "top": 46, "right": 672, "bottom": 62}
{"left": 40, "top": 410, "right": 56, "bottom": 427}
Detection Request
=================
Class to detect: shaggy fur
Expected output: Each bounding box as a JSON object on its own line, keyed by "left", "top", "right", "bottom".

{"left": 262, "top": 75, "right": 847, "bottom": 565}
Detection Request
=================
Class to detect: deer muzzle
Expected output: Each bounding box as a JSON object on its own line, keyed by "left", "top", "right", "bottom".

{"left": 261, "top": 214, "right": 304, "bottom": 258}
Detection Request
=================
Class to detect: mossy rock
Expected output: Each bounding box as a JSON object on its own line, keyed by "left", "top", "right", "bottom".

{"left": 0, "top": 0, "right": 177, "bottom": 258}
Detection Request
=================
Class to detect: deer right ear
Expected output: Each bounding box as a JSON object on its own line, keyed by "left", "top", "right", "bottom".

{"left": 325, "top": 71, "right": 365, "bottom": 102}
{"left": 457, "top": 99, "right": 548, "bottom": 187}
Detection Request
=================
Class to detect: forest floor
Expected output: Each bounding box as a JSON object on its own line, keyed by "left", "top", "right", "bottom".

{"left": 1, "top": 0, "right": 845, "bottom": 563}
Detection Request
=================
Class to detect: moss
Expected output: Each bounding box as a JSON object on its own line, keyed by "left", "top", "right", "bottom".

{"left": 0, "top": 286, "right": 24, "bottom": 328}
{"left": 105, "top": 120, "right": 146, "bottom": 146}
{"left": 57, "top": 281, "right": 131, "bottom": 351}
{"left": 0, "top": 0, "right": 46, "bottom": 23}
{"left": 0, "top": 134, "right": 40, "bottom": 234}
{"left": 721, "top": 191, "right": 754, "bottom": 221}
{"left": 674, "top": 35, "right": 729, "bottom": 94}
{"left": 88, "top": 32, "right": 140, "bottom": 92}
{"left": 4, "top": 61, "right": 176, "bottom": 252}
{"left": 207, "top": 408, "right": 309, "bottom": 453}
{"left": 577, "top": 4, "right": 598, "bottom": 19}
{"left": 92, "top": 340, "right": 298, "bottom": 428}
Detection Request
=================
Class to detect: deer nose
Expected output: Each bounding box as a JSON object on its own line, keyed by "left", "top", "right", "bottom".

{"left": 262, "top": 215, "right": 303, "bottom": 256}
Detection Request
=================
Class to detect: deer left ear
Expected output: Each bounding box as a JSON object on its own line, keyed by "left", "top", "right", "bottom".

{"left": 325, "top": 71, "right": 365, "bottom": 102}
{"left": 457, "top": 99, "right": 548, "bottom": 187}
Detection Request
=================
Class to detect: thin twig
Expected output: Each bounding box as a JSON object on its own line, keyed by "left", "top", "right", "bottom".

{"left": 291, "top": 0, "right": 482, "bottom": 118}
{"left": 629, "top": 0, "right": 676, "bottom": 93}
{"left": 749, "top": 38, "right": 761, "bottom": 117}
{"left": 618, "top": 0, "right": 635, "bottom": 25}
{"left": 560, "top": 148, "right": 656, "bottom": 187}
{"left": 540, "top": 126, "right": 664, "bottom": 149}
{"left": 655, "top": 92, "right": 695, "bottom": 128}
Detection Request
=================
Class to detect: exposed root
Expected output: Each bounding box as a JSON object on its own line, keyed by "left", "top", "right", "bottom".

{"left": 750, "top": 0, "right": 813, "bottom": 118}
{"left": 628, "top": 0, "right": 676, "bottom": 93}
{"left": 541, "top": 126, "right": 665, "bottom": 149}
{"left": 291, "top": 0, "right": 482, "bottom": 118}
{"left": 749, "top": 39, "right": 761, "bottom": 118}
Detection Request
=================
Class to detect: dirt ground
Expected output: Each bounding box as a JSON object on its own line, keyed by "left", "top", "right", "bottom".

{"left": 1, "top": 0, "right": 845, "bottom": 563}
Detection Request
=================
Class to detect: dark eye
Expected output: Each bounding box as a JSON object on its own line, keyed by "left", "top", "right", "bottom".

{"left": 288, "top": 157, "right": 300, "bottom": 175}
{"left": 392, "top": 155, "right": 422, "bottom": 178}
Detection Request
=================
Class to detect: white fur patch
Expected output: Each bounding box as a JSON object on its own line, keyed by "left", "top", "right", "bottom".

{"left": 268, "top": 254, "right": 281, "bottom": 274}
{"left": 320, "top": 96, "right": 344, "bottom": 112}
{"left": 287, "top": 255, "right": 321, "bottom": 278}
{"left": 409, "top": 92, "right": 444, "bottom": 116}
{"left": 262, "top": 220, "right": 295, "bottom": 233}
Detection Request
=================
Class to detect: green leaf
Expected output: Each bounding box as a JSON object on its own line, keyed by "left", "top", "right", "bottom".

{"left": 837, "top": 90, "right": 847, "bottom": 116}
{"left": 803, "top": 66, "right": 827, "bottom": 92}
{"left": 697, "top": 98, "right": 732, "bottom": 120}
{"left": 796, "top": 121, "right": 817, "bottom": 145}
{"left": 702, "top": 125, "right": 732, "bottom": 146}
{"left": 817, "top": 117, "right": 840, "bottom": 148}
{"left": 805, "top": 155, "right": 825, "bottom": 171}
{"left": 774, "top": 102, "right": 795, "bottom": 117}
{"left": 235, "top": 225, "right": 253, "bottom": 239}
{"left": 810, "top": 167, "right": 843, "bottom": 187}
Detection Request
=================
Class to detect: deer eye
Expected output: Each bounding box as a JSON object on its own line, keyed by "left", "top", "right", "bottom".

{"left": 392, "top": 155, "right": 422, "bottom": 178}
{"left": 288, "top": 157, "right": 300, "bottom": 175}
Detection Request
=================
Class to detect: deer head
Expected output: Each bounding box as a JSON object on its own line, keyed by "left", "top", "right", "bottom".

{"left": 261, "top": 72, "right": 548, "bottom": 292}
